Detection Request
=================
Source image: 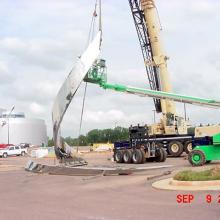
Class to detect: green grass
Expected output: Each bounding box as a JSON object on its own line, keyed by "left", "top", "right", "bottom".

{"left": 174, "top": 167, "right": 220, "bottom": 181}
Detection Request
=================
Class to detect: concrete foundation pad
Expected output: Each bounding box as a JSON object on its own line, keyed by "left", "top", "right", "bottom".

{"left": 25, "top": 160, "right": 174, "bottom": 176}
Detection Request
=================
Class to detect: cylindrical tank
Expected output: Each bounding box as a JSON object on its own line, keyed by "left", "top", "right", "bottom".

{"left": 0, "top": 111, "right": 47, "bottom": 146}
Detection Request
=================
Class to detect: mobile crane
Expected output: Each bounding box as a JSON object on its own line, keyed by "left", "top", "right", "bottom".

{"left": 85, "top": 0, "right": 220, "bottom": 163}
{"left": 52, "top": 0, "right": 220, "bottom": 165}
{"left": 125, "top": 0, "right": 189, "bottom": 158}
{"left": 111, "top": 0, "right": 220, "bottom": 159}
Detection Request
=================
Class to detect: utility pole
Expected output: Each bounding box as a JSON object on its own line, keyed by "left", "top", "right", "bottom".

{"left": 184, "top": 103, "right": 187, "bottom": 121}
{"left": 7, "top": 106, "right": 15, "bottom": 144}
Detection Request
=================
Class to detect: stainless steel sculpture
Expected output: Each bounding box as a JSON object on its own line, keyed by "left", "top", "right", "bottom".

{"left": 52, "top": 31, "right": 101, "bottom": 157}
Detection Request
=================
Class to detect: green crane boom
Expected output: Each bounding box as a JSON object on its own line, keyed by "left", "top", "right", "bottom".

{"left": 84, "top": 59, "right": 220, "bottom": 109}
{"left": 100, "top": 83, "right": 220, "bottom": 108}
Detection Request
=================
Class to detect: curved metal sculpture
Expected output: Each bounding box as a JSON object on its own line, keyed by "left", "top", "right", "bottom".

{"left": 52, "top": 31, "right": 101, "bottom": 160}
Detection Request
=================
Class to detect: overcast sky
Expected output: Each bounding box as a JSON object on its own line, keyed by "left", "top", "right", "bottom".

{"left": 1, "top": 0, "right": 220, "bottom": 138}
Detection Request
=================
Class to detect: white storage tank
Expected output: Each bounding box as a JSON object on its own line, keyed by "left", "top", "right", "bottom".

{"left": 0, "top": 110, "right": 47, "bottom": 146}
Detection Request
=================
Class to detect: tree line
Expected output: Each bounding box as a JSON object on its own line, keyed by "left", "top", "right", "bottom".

{"left": 48, "top": 126, "right": 129, "bottom": 147}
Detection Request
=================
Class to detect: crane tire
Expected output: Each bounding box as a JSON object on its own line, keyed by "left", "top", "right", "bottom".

{"left": 114, "top": 150, "right": 124, "bottom": 163}
{"left": 155, "top": 148, "right": 164, "bottom": 162}
{"left": 168, "top": 141, "right": 184, "bottom": 157}
{"left": 184, "top": 141, "right": 192, "bottom": 154}
{"left": 161, "top": 148, "right": 167, "bottom": 162}
{"left": 132, "top": 149, "right": 143, "bottom": 164}
{"left": 123, "top": 149, "right": 133, "bottom": 163}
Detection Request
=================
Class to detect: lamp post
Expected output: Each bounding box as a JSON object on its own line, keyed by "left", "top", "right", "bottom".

{"left": 7, "top": 106, "right": 15, "bottom": 145}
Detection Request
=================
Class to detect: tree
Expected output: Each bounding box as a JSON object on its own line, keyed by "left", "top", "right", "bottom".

{"left": 64, "top": 136, "right": 73, "bottom": 146}
{"left": 48, "top": 138, "right": 54, "bottom": 147}
{"left": 87, "top": 129, "right": 101, "bottom": 144}
{"left": 48, "top": 126, "right": 129, "bottom": 146}
{"left": 78, "top": 135, "right": 87, "bottom": 146}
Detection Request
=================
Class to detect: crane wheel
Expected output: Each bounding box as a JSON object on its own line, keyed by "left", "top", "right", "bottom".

{"left": 155, "top": 148, "right": 163, "bottom": 162}
{"left": 155, "top": 148, "right": 167, "bottom": 162}
{"left": 114, "top": 150, "right": 124, "bottom": 163}
{"left": 168, "top": 141, "right": 184, "bottom": 157}
{"left": 184, "top": 141, "right": 192, "bottom": 154}
{"left": 132, "top": 149, "right": 143, "bottom": 164}
{"left": 123, "top": 149, "right": 133, "bottom": 163}
{"left": 161, "top": 148, "right": 167, "bottom": 162}
{"left": 188, "top": 150, "right": 206, "bottom": 166}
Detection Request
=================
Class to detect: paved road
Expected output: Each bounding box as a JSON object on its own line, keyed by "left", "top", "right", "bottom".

{"left": 0, "top": 156, "right": 219, "bottom": 220}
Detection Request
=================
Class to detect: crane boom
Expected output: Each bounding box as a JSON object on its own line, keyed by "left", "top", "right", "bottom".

{"left": 129, "top": 0, "right": 176, "bottom": 115}
{"left": 129, "top": 0, "right": 190, "bottom": 135}
{"left": 140, "top": 0, "right": 176, "bottom": 115}
{"left": 128, "top": 0, "right": 162, "bottom": 113}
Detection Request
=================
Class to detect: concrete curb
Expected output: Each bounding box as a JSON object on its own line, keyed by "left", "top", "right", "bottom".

{"left": 170, "top": 179, "right": 220, "bottom": 187}
{"left": 152, "top": 178, "right": 220, "bottom": 191}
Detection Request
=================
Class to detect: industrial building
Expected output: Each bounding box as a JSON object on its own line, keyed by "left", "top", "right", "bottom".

{"left": 0, "top": 108, "right": 47, "bottom": 146}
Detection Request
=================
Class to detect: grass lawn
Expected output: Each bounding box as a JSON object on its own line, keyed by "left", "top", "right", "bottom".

{"left": 174, "top": 167, "right": 220, "bottom": 181}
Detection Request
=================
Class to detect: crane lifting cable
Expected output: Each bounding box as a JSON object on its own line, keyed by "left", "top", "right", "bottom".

{"left": 77, "top": 0, "right": 102, "bottom": 152}
{"left": 52, "top": 0, "right": 102, "bottom": 164}
{"left": 86, "top": 0, "right": 98, "bottom": 46}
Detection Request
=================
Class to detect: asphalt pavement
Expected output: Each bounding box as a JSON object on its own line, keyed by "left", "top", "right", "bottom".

{"left": 0, "top": 155, "right": 219, "bottom": 220}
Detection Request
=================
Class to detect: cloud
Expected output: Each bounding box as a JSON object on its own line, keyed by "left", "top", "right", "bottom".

{"left": 1, "top": 0, "right": 220, "bottom": 138}
{"left": 0, "top": 61, "right": 14, "bottom": 84}
{"left": 29, "top": 102, "right": 45, "bottom": 114}
{"left": 84, "top": 109, "right": 126, "bottom": 123}
{"left": 0, "top": 38, "right": 27, "bottom": 53}
{"left": 0, "top": 33, "right": 84, "bottom": 71}
{"left": 190, "top": 1, "right": 218, "bottom": 14}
